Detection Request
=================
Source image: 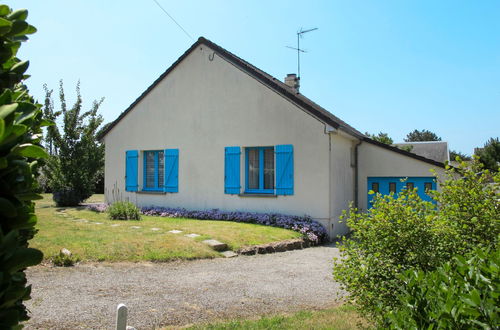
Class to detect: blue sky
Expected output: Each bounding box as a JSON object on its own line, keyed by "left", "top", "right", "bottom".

{"left": 6, "top": 0, "right": 500, "bottom": 154}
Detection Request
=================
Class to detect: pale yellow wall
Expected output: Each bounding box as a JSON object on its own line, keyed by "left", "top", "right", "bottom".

{"left": 329, "top": 133, "right": 356, "bottom": 238}
{"left": 357, "top": 142, "right": 446, "bottom": 211}
{"left": 103, "top": 44, "right": 331, "bottom": 221}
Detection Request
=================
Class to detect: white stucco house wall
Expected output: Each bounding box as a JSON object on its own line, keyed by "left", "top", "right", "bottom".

{"left": 99, "top": 37, "right": 447, "bottom": 239}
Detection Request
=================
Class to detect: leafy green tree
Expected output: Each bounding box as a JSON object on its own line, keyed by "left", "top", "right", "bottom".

{"left": 0, "top": 6, "right": 46, "bottom": 328}
{"left": 449, "top": 149, "right": 471, "bottom": 161}
{"left": 333, "top": 159, "right": 499, "bottom": 325}
{"left": 475, "top": 137, "right": 500, "bottom": 172}
{"left": 404, "top": 129, "right": 441, "bottom": 142}
{"left": 43, "top": 80, "right": 104, "bottom": 206}
{"left": 365, "top": 131, "right": 393, "bottom": 145}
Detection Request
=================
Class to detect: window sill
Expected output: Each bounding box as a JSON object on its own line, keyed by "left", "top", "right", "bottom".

{"left": 137, "top": 190, "right": 166, "bottom": 195}
{"left": 238, "top": 193, "right": 277, "bottom": 198}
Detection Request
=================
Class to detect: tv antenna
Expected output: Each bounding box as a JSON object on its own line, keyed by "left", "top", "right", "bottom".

{"left": 286, "top": 27, "right": 318, "bottom": 79}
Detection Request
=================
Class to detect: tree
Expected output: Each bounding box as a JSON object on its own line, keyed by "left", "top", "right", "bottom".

{"left": 449, "top": 150, "right": 471, "bottom": 161}
{"left": 476, "top": 137, "right": 500, "bottom": 172}
{"left": 365, "top": 131, "right": 393, "bottom": 145}
{"left": 404, "top": 129, "right": 441, "bottom": 142}
{"left": 43, "top": 80, "right": 104, "bottom": 206}
{"left": 0, "top": 6, "right": 45, "bottom": 328}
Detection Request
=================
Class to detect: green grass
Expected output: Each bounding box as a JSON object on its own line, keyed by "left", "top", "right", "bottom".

{"left": 33, "top": 194, "right": 301, "bottom": 262}
{"left": 177, "top": 305, "right": 369, "bottom": 330}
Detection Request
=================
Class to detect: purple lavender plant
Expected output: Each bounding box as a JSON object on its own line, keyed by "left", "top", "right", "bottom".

{"left": 141, "top": 206, "right": 328, "bottom": 244}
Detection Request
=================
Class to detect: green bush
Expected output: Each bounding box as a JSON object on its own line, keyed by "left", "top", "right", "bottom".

{"left": 333, "top": 159, "right": 499, "bottom": 324}
{"left": 107, "top": 201, "right": 141, "bottom": 220}
{"left": 387, "top": 247, "right": 499, "bottom": 329}
{"left": 52, "top": 249, "right": 79, "bottom": 267}
{"left": 0, "top": 6, "right": 47, "bottom": 328}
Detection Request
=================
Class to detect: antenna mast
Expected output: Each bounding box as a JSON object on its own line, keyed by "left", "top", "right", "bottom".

{"left": 286, "top": 27, "right": 318, "bottom": 80}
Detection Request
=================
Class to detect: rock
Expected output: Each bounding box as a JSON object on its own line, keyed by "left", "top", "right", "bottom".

{"left": 60, "top": 248, "right": 72, "bottom": 257}
{"left": 265, "top": 245, "right": 275, "bottom": 254}
{"left": 256, "top": 246, "right": 267, "bottom": 254}
{"left": 151, "top": 228, "right": 160, "bottom": 231}
{"left": 202, "top": 239, "right": 227, "bottom": 251}
{"left": 239, "top": 247, "right": 256, "bottom": 255}
{"left": 131, "top": 226, "right": 141, "bottom": 229}
{"left": 273, "top": 242, "right": 288, "bottom": 252}
{"left": 184, "top": 233, "right": 200, "bottom": 238}
{"left": 221, "top": 251, "right": 238, "bottom": 258}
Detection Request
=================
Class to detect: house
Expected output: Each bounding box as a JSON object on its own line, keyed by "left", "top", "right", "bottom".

{"left": 393, "top": 141, "right": 450, "bottom": 163}
{"left": 99, "top": 37, "right": 447, "bottom": 239}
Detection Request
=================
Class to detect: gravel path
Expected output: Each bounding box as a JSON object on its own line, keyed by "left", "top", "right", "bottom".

{"left": 25, "top": 245, "right": 345, "bottom": 329}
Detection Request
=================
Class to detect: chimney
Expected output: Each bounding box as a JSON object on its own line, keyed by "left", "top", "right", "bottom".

{"left": 284, "top": 73, "right": 300, "bottom": 92}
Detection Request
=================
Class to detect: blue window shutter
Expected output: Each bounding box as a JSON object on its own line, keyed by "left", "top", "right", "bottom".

{"left": 164, "top": 149, "right": 179, "bottom": 193}
{"left": 225, "top": 146, "right": 241, "bottom": 194}
{"left": 125, "top": 150, "right": 139, "bottom": 192}
{"left": 275, "top": 144, "right": 294, "bottom": 195}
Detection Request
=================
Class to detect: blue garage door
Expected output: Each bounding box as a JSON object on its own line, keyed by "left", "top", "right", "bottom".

{"left": 367, "top": 177, "right": 436, "bottom": 208}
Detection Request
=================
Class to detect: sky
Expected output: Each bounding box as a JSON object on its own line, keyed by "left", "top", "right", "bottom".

{"left": 5, "top": 0, "right": 500, "bottom": 154}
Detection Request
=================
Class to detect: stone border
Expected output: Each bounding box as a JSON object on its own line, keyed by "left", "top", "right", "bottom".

{"left": 237, "top": 238, "right": 312, "bottom": 255}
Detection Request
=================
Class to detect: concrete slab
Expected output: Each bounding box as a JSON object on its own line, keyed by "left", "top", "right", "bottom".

{"left": 185, "top": 233, "right": 200, "bottom": 238}
{"left": 202, "top": 239, "right": 227, "bottom": 251}
{"left": 168, "top": 230, "right": 182, "bottom": 234}
{"left": 151, "top": 228, "right": 161, "bottom": 231}
{"left": 221, "top": 251, "right": 238, "bottom": 258}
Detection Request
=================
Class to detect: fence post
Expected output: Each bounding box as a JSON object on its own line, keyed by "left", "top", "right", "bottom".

{"left": 116, "top": 303, "right": 127, "bottom": 330}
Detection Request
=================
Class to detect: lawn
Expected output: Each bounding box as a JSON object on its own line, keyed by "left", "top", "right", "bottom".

{"left": 33, "top": 194, "right": 301, "bottom": 262}
{"left": 179, "top": 304, "right": 368, "bottom": 330}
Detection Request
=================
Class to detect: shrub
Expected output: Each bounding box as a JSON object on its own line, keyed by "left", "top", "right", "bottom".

{"left": 0, "top": 6, "right": 46, "bottom": 328}
{"left": 52, "top": 188, "right": 82, "bottom": 207}
{"left": 333, "top": 159, "right": 499, "bottom": 324}
{"left": 52, "top": 249, "right": 79, "bottom": 267}
{"left": 386, "top": 247, "right": 499, "bottom": 329}
{"left": 107, "top": 201, "right": 141, "bottom": 220}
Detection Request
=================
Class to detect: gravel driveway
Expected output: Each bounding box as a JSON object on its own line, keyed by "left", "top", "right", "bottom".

{"left": 25, "top": 244, "right": 345, "bottom": 329}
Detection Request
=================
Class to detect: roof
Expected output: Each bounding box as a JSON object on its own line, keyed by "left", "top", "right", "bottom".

{"left": 100, "top": 36, "right": 446, "bottom": 169}
{"left": 393, "top": 141, "right": 450, "bottom": 163}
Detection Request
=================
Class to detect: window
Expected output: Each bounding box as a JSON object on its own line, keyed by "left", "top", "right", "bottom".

{"left": 245, "top": 147, "right": 274, "bottom": 193}
{"left": 143, "top": 150, "right": 164, "bottom": 191}
{"left": 371, "top": 182, "right": 379, "bottom": 193}
{"left": 406, "top": 182, "right": 414, "bottom": 190}
{"left": 389, "top": 182, "right": 396, "bottom": 193}
{"left": 424, "top": 182, "right": 433, "bottom": 193}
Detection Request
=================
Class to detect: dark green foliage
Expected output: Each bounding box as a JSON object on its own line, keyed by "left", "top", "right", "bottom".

{"left": 387, "top": 248, "right": 499, "bottom": 329}
{"left": 0, "top": 6, "right": 45, "bottom": 329}
{"left": 476, "top": 137, "right": 500, "bottom": 172}
{"left": 107, "top": 201, "right": 141, "bottom": 220}
{"left": 333, "top": 160, "right": 499, "bottom": 325}
{"left": 52, "top": 250, "right": 79, "bottom": 267}
{"left": 404, "top": 129, "right": 441, "bottom": 142}
{"left": 365, "top": 131, "right": 393, "bottom": 145}
{"left": 43, "top": 81, "right": 104, "bottom": 206}
{"left": 450, "top": 149, "right": 471, "bottom": 161}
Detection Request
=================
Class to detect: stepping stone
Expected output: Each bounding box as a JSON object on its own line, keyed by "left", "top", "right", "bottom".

{"left": 131, "top": 226, "right": 141, "bottom": 229}
{"left": 110, "top": 224, "right": 120, "bottom": 227}
{"left": 185, "top": 233, "right": 200, "bottom": 238}
{"left": 202, "top": 239, "right": 227, "bottom": 251}
{"left": 94, "top": 222, "right": 103, "bottom": 225}
{"left": 168, "top": 230, "right": 182, "bottom": 234}
{"left": 151, "top": 228, "right": 160, "bottom": 231}
{"left": 221, "top": 251, "right": 238, "bottom": 258}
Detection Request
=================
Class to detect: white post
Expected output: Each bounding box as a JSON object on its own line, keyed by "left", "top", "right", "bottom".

{"left": 116, "top": 304, "right": 127, "bottom": 330}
